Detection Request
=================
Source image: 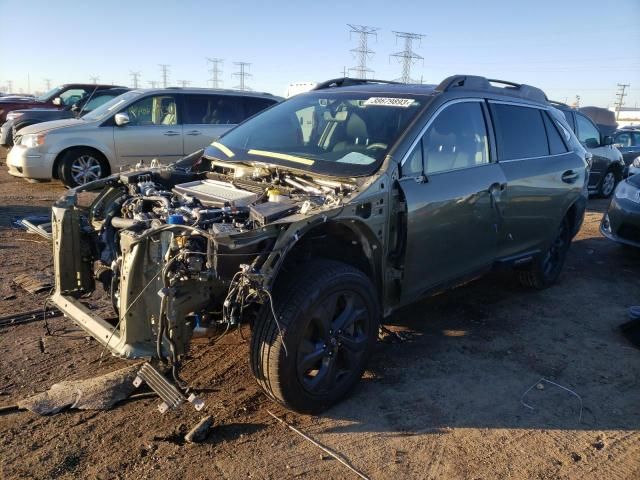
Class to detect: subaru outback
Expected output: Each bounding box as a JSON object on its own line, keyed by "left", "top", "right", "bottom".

{"left": 50, "top": 75, "right": 589, "bottom": 413}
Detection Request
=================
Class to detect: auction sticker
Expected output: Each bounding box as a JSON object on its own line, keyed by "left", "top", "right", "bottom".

{"left": 363, "top": 97, "right": 415, "bottom": 107}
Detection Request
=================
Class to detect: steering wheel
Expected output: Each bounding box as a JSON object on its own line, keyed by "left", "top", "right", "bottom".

{"left": 366, "top": 142, "right": 388, "bottom": 151}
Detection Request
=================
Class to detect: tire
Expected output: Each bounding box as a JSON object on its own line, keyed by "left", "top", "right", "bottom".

{"left": 59, "top": 148, "right": 108, "bottom": 188}
{"left": 597, "top": 170, "right": 617, "bottom": 198}
{"left": 518, "top": 217, "right": 571, "bottom": 289}
{"left": 250, "top": 259, "right": 380, "bottom": 413}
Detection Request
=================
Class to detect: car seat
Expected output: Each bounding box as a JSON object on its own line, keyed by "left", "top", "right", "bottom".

{"left": 332, "top": 112, "right": 369, "bottom": 152}
{"left": 161, "top": 102, "right": 176, "bottom": 125}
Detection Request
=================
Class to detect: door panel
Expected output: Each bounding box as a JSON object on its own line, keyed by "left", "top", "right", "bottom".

{"left": 398, "top": 164, "right": 505, "bottom": 302}
{"left": 183, "top": 124, "right": 234, "bottom": 154}
{"left": 113, "top": 94, "right": 183, "bottom": 167}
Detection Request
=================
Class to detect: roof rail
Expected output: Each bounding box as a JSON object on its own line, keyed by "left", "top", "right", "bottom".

{"left": 313, "top": 77, "right": 401, "bottom": 90}
{"left": 548, "top": 99, "right": 571, "bottom": 109}
{"left": 435, "top": 75, "right": 548, "bottom": 103}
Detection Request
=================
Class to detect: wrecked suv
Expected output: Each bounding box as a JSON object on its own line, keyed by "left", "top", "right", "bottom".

{"left": 51, "top": 76, "right": 589, "bottom": 413}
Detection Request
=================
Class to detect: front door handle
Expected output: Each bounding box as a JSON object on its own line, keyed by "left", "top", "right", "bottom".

{"left": 185, "top": 130, "right": 202, "bottom": 136}
{"left": 163, "top": 130, "right": 181, "bottom": 136}
{"left": 488, "top": 182, "right": 506, "bottom": 194}
{"left": 561, "top": 170, "right": 579, "bottom": 183}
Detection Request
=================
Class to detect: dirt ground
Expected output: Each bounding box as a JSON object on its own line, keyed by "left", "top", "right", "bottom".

{"left": 0, "top": 152, "right": 639, "bottom": 480}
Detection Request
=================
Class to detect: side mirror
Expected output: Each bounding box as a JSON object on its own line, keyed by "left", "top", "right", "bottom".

{"left": 114, "top": 112, "right": 130, "bottom": 126}
{"left": 584, "top": 138, "right": 600, "bottom": 149}
{"left": 602, "top": 135, "right": 614, "bottom": 146}
{"left": 52, "top": 97, "right": 62, "bottom": 106}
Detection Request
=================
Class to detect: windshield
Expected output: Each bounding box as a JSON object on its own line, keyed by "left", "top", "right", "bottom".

{"left": 203, "top": 91, "right": 425, "bottom": 176}
{"left": 36, "top": 86, "right": 63, "bottom": 102}
{"left": 81, "top": 91, "right": 141, "bottom": 122}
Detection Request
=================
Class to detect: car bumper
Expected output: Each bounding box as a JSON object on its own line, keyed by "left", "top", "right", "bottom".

{"left": 600, "top": 196, "right": 640, "bottom": 248}
{"left": 6, "top": 145, "right": 55, "bottom": 180}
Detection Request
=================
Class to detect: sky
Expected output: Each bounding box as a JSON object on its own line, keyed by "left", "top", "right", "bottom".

{"left": 0, "top": 0, "right": 639, "bottom": 108}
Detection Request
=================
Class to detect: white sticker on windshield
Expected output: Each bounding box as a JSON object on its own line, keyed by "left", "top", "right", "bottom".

{"left": 363, "top": 97, "right": 415, "bottom": 107}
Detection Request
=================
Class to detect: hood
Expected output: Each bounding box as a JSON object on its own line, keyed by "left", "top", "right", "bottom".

{"left": 18, "top": 118, "right": 85, "bottom": 135}
{"left": 0, "top": 97, "right": 40, "bottom": 105}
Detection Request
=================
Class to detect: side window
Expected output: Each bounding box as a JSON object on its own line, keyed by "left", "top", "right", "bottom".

{"left": 124, "top": 95, "right": 177, "bottom": 126}
{"left": 542, "top": 112, "right": 569, "bottom": 154}
{"left": 241, "top": 97, "right": 276, "bottom": 119}
{"left": 84, "top": 94, "right": 116, "bottom": 111}
{"left": 402, "top": 140, "right": 424, "bottom": 177}
{"left": 614, "top": 132, "right": 633, "bottom": 147}
{"left": 575, "top": 114, "right": 601, "bottom": 148}
{"left": 422, "top": 102, "right": 490, "bottom": 174}
{"left": 183, "top": 94, "right": 242, "bottom": 125}
{"left": 490, "top": 104, "right": 548, "bottom": 160}
{"left": 633, "top": 133, "right": 640, "bottom": 146}
{"left": 60, "top": 88, "right": 88, "bottom": 106}
{"left": 562, "top": 110, "right": 575, "bottom": 131}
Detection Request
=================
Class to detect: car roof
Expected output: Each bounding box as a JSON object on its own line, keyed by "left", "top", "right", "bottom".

{"left": 128, "top": 87, "right": 282, "bottom": 100}
{"left": 311, "top": 83, "right": 438, "bottom": 96}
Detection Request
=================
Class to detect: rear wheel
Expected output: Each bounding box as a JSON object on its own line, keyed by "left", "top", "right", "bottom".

{"left": 250, "top": 260, "right": 379, "bottom": 413}
{"left": 597, "top": 170, "right": 617, "bottom": 198}
{"left": 59, "top": 148, "right": 108, "bottom": 187}
{"left": 518, "top": 217, "right": 571, "bottom": 289}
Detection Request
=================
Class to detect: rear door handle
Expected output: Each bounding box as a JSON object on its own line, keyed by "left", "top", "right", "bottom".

{"left": 185, "top": 130, "right": 202, "bottom": 136}
{"left": 163, "top": 130, "right": 181, "bottom": 136}
{"left": 561, "top": 170, "right": 579, "bottom": 183}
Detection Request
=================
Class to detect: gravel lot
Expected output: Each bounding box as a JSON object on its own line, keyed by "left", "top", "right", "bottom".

{"left": 1, "top": 151, "right": 639, "bottom": 479}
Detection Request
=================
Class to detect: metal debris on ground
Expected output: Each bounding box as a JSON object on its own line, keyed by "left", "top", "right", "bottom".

{"left": 133, "top": 362, "right": 204, "bottom": 413}
{"left": 379, "top": 325, "right": 414, "bottom": 343}
{"left": 17, "top": 365, "right": 142, "bottom": 415}
{"left": 12, "top": 215, "right": 53, "bottom": 241}
{"left": 0, "top": 307, "right": 62, "bottom": 329}
{"left": 185, "top": 415, "right": 214, "bottom": 443}
{"left": 521, "top": 377, "right": 584, "bottom": 423}
{"left": 266, "top": 410, "right": 370, "bottom": 480}
{"left": 14, "top": 272, "right": 53, "bottom": 294}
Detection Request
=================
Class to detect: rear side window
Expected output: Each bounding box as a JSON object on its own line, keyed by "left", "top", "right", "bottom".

{"left": 613, "top": 131, "right": 633, "bottom": 147}
{"left": 562, "top": 110, "right": 575, "bottom": 131}
{"left": 490, "top": 104, "right": 548, "bottom": 160}
{"left": 575, "top": 113, "right": 601, "bottom": 147}
{"left": 542, "top": 112, "right": 568, "bottom": 154}
{"left": 183, "top": 94, "right": 243, "bottom": 125}
{"left": 241, "top": 97, "right": 276, "bottom": 118}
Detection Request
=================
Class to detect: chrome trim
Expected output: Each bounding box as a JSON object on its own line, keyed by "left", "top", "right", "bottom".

{"left": 487, "top": 99, "right": 551, "bottom": 110}
{"left": 399, "top": 98, "right": 485, "bottom": 167}
{"left": 499, "top": 152, "right": 573, "bottom": 163}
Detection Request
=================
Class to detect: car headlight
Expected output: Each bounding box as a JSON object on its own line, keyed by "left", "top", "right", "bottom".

{"left": 633, "top": 156, "right": 640, "bottom": 168}
{"left": 615, "top": 180, "right": 640, "bottom": 203}
{"left": 20, "top": 133, "right": 46, "bottom": 148}
{"left": 6, "top": 112, "right": 23, "bottom": 121}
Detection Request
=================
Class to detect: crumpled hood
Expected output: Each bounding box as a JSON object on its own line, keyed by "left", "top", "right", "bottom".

{"left": 18, "top": 118, "right": 85, "bottom": 135}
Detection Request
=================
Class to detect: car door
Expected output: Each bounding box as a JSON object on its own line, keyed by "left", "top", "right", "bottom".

{"left": 489, "top": 102, "right": 585, "bottom": 257}
{"left": 182, "top": 93, "right": 244, "bottom": 154}
{"left": 113, "top": 93, "right": 183, "bottom": 167}
{"left": 574, "top": 112, "right": 611, "bottom": 189}
{"left": 397, "top": 99, "right": 506, "bottom": 303}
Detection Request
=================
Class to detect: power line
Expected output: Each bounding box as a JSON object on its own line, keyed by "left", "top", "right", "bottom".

{"left": 158, "top": 64, "right": 170, "bottom": 88}
{"left": 129, "top": 71, "right": 141, "bottom": 88}
{"left": 148, "top": 80, "right": 159, "bottom": 88}
{"left": 233, "top": 62, "right": 252, "bottom": 91}
{"left": 89, "top": 75, "right": 100, "bottom": 84}
{"left": 177, "top": 80, "right": 191, "bottom": 87}
{"left": 206, "top": 58, "right": 224, "bottom": 88}
{"left": 43, "top": 78, "right": 51, "bottom": 90}
{"left": 390, "top": 31, "right": 425, "bottom": 83}
{"left": 614, "top": 83, "right": 630, "bottom": 120}
{"left": 347, "top": 24, "right": 379, "bottom": 79}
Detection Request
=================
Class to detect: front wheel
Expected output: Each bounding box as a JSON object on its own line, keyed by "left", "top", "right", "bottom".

{"left": 250, "top": 260, "right": 380, "bottom": 413}
{"left": 518, "top": 217, "right": 571, "bottom": 289}
{"left": 597, "top": 170, "right": 617, "bottom": 198}
{"left": 59, "top": 148, "right": 108, "bottom": 187}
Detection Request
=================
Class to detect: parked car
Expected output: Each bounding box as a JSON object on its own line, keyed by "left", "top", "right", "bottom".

{"left": 601, "top": 173, "right": 640, "bottom": 248}
{"left": 0, "top": 83, "right": 123, "bottom": 124}
{"left": 50, "top": 75, "right": 589, "bottom": 413}
{"left": 612, "top": 127, "right": 640, "bottom": 176}
{"left": 1, "top": 87, "right": 130, "bottom": 147}
{"left": 7, "top": 88, "right": 281, "bottom": 187}
{"left": 552, "top": 102, "right": 625, "bottom": 197}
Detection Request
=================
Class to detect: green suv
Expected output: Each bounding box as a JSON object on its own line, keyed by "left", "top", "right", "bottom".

{"left": 51, "top": 75, "right": 589, "bottom": 413}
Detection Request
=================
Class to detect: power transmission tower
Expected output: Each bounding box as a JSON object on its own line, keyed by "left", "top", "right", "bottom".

{"left": 158, "top": 64, "right": 170, "bottom": 88}
{"left": 177, "top": 80, "right": 191, "bottom": 87}
{"left": 89, "top": 75, "right": 100, "bottom": 84}
{"left": 6, "top": 80, "right": 13, "bottom": 93}
{"left": 347, "top": 24, "right": 379, "bottom": 79}
{"left": 573, "top": 95, "right": 581, "bottom": 108}
{"left": 148, "top": 80, "right": 159, "bottom": 88}
{"left": 207, "top": 58, "right": 224, "bottom": 88}
{"left": 614, "top": 83, "right": 630, "bottom": 120}
{"left": 390, "top": 31, "right": 425, "bottom": 83}
{"left": 44, "top": 78, "right": 51, "bottom": 90}
{"left": 129, "top": 71, "right": 141, "bottom": 88}
{"left": 233, "top": 62, "right": 252, "bottom": 91}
